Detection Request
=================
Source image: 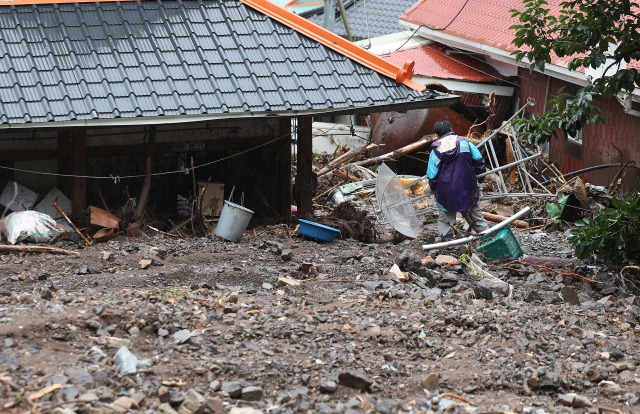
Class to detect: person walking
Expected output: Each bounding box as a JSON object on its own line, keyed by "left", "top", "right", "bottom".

{"left": 427, "top": 120, "right": 489, "bottom": 241}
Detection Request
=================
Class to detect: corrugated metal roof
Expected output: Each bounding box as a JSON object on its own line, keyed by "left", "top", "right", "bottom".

{"left": 0, "top": 0, "right": 447, "bottom": 126}
{"left": 306, "top": 0, "right": 417, "bottom": 40}
{"left": 401, "top": 0, "right": 640, "bottom": 72}
{"left": 384, "top": 44, "right": 504, "bottom": 82}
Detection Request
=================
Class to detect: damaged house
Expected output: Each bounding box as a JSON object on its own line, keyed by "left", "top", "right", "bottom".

{"left": 397, "top": 0, "right": 640, "bottom": 188}
{"left": 0, "top": 0, "right": 458, "bottom": 226}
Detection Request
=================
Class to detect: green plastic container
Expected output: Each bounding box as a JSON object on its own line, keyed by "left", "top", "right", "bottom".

{"left": 475, "top": 226, "right": 523, "bottom": 262}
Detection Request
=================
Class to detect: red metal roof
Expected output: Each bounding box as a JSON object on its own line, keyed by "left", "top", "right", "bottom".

{"left": 401, "top": 0, "right": 639, "bottom": 71}
{"left": 384, "top": 44, "right": 504, "bottom": 82}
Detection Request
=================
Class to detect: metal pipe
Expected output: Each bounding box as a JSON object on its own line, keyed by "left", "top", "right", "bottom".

{"left": 477, "top": 98, "right": 535, "bottom": 148}
{"left": 539, "top": 163, "right": 640, "bottom": 186}
{"left": 336, "top": 0, "right": 353, "bottom": 41}
{"left": 480, "top": 193, "right": 556, "bottom": 200}
{"left": 487, "top": 138, "right": 509, "bottom": 194}
{"left": 477, "top": 153, "right": 542, "bottom": 178}
{"left": 422, "top": 207, "right": 531, "bottom": 250}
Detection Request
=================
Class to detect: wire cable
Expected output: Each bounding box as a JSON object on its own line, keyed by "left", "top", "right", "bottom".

{"left": 395, "top": 0, "right": 470, "bottom": 51}
{"left": 0, "top": 118, "right": 350, "bottom": 180}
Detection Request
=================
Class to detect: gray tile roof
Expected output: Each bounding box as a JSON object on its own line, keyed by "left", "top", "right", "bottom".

{"left": 0, "top": 0, "right": 446, "bottom": 126}
{"left": 305, "top": 0, "right": 417, "bottom": 40}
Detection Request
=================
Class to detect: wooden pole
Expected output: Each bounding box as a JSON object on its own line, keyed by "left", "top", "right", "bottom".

{"left": 316, "top": 143, "right": 378, "bottom": 176}
{"left": 53, "top": 202, "right": 92, "bottom": 246}
{"left": 296, "top": 116, "right": 314, "bottom": 216}
{"left": 482, "top": 211, "right": 529, "bottom": 228}
{"left": 0, "top": 245, "right": 80, "bottom": 256}
{"left": 135, "top": 126, "right": 156, "bottom": 220}
{"left": 339, "top": 135, "right": 437, "bottom": 170}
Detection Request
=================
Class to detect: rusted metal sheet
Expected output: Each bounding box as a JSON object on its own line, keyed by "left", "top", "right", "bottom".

{"left": 370, "top": 107, "right": 475, "bottom": 155}
{"left": 93, "top": 227, "right": 116, "bottom": 243}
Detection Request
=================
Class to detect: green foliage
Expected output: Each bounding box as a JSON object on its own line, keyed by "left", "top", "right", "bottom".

{"left": 509, "top": 0, "right": 640, "bottom": 144}
{"left": 569, "top": 179, "right": 640, "bottom": 265}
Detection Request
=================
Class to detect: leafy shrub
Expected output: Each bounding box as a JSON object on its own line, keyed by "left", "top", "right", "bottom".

{"left": 569, "top": 178, "right": 640, "bottom": 266}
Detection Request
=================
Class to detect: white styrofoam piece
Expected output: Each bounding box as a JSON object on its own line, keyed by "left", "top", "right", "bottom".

{"left": 35, "top": 187, "right": 72, "bottom": 219}
{"left": 0, "top": 180, "right": 38, "bottom": 212}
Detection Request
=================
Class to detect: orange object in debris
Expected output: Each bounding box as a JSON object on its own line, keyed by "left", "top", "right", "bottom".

{"left": 239, "top": 0, "right": 426, "bottom": 91}
{"left": 93, "top": 227, "right": 116, "bottom": 243}
{"left": 89, "top": 206, "right": 121, "bottom": 229}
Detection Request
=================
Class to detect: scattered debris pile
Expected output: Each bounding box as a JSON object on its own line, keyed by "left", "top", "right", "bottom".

{"left": 315, "top": 202, "right": 378, "bottom": 243}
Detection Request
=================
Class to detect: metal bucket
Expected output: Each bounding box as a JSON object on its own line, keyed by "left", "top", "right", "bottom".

{"left": 214, "top": 200, "right": 254, "bottom": 242}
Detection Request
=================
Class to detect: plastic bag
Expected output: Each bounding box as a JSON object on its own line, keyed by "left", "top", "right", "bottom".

{"left": 1, "top": 211, "right": 63, "bottom": 245}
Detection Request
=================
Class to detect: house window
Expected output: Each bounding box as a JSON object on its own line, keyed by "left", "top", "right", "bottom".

{"left": 565, "top": 99, "right": 583, "bottom": 144}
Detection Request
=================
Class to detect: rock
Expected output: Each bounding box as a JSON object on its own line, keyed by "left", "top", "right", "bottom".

{"left": 183, "top": 389, "right": 207, "bottom": 414}
{"left": 479, "top": 278, "right": 509, "bottom": 295}
{"left": 558, "top": 393, "right": 575, "bottom": 406}
{"left": 241, "top": 386, "right": 263, "bottom": 401}
{"left": 615, "top": 362, "right": 629, "bottom": 371}
{"left": 158, "top": 403, "right": 179, "bottom": 414}
{"left": 338, "top": 370, "right": 373, "bottom": 391}
{"left": 561, "top": 286, "right": 580, "bottom": 305}
{"left": 169, "top": 391, "right": 185, "bottom": 407}
{"left": 173, "top": 329, "right": 192, "bottom": 344}
{"left": 139, "top": 259, "right": 152, "bottom": 269}
{"left": 63, "top": 369, "right": 94, "bottom": 391}
{"left": 228, "top": 292, "right": 239, "bottom": 303}
{"left": 276, "top": 277, "right": 301, "bottom": 288}
{"left": 78, "top": 392, "right": 99, "bottom": 402}
{"left": 437, "top": 272, "right": 458, "bottom": 288}
{"left": 538, "top": 371, "right": 561, "bottom": 390}
{"left": 319, "top": 380, "right": 337, "bottom": 393}
{"left": 525, "top": 291, "right": 542, "bottom": 303}
{"left": 142, "top": 253, "right": 164, "bottom": 266}
{"left": 209, "top": 380, "right": 221, "bottom": 391}
{"left": 109, "top": 396, "right": 135, "bottom": 413}
{"left": 54, "top": 409, "right": 76, "bottom": 414}
{"left": 435, "top": 255, "right": 458, "bottom": 264}
{"left": 420, "top": 373, "right": 438, "bottom": 391}
{"left": 375, "top": 400, "right": 395, "bottom": 414}
{"left": 389, "top": 264, "right": 409, "bottom": 282}
{"left": 572, "top": 394, "right": 593, "bottom": 407}
{"left": 105, "top": 337, "right": 132, "bottom": 349}
{"left": 589, "top": 365, "right": 609, "bottom": 382}
{"left": 281, "top": 249, "right": 293, "bottom": 261}
{"left": 207, "top": 398, "right": 224, "bottom": 414}
{"left": 41, "top": 289, "right": 53, "bottom": 300}
{"left": 37, "top": 271, "right": 49, "bottom": 280}
{"left": 473, "top": 286, "right": 493, "bottom": 300}
{"left": 229, "top": 408, "right": 263, "bottom": 414}
{"left": 598, "top": 295, "right": 616, "bottom": 304}
{"left": 114, "top": 347, "right": 138, "bottom": 376}
{"left": 396, "top": 250, "right": 421, "bottom": 271}
{"left": 221, "top": 381, "right": 242, "bottom": 398}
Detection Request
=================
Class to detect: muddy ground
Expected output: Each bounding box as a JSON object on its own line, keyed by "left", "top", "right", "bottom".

{"left": 1, "top": 204, "right": 639, "bottom": 414}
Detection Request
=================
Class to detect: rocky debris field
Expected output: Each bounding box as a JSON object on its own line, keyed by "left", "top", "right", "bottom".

{"left": 1, "top": 225, "right": 640, "bottom": 414}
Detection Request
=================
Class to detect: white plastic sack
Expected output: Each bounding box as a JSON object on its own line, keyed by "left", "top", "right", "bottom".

{"left": 1, "top": 211, "right": 63, "bottom": 245}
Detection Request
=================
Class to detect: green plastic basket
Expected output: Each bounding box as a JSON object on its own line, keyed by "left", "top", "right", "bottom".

{"left": 475, "top": 226, "right": 523, "bottom": 262}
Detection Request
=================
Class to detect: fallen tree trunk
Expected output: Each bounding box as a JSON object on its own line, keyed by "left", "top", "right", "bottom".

{"left": 0, "top": 245, "right": 80, "bottom": 255}
{"left": 316, "top": 143, "right": 379, "bottom": 177}
{"left": 482, "top": 212, "right": 529, "bottom": 228}
{"left": 339, "top": 134, "right": 437, "bottom": 170}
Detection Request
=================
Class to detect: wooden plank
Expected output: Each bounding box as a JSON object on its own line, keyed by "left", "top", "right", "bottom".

{"left": 296, "top": 116, "right": 313, "bottom": 216}
{"left": 277, "top": 117, "right": 292, "bottom": 221}
{"left": 72, "top": 134, "right": 87, "bottom": 217}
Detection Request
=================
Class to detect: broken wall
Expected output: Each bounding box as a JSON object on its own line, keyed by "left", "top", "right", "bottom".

{"left": 519, "top": 68, "right": 640, "bottom": 189}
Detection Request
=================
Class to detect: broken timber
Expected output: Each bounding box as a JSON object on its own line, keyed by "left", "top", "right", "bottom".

{"left": 0, "top": 245, "right": 80, "bottom": 255}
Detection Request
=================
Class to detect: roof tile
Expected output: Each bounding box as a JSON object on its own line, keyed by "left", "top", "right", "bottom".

{"left": 0, "top": 0, "right": 444, "bottom": 125}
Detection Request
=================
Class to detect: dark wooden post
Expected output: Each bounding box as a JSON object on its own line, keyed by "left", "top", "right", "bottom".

{"left": 295, "top": 116, "right": 314, "bottom": 216}
{"left": 278, "top": 117, "right": 292, "bottom": 221}
{"left": 71, "top": 132, "right": 87, "bottom": 217}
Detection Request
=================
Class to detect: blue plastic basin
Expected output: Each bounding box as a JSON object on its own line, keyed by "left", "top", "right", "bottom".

{"left": 298, "top": 219, "right": 340, "bottom": 242}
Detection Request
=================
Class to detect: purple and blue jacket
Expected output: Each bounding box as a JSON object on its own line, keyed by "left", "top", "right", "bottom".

{"left": 427, "top": 132, "right": 486, "bottom": 212}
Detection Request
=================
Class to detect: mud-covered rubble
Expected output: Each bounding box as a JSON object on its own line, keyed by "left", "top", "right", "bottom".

{"left": 1, "top": 230, "right": 640, "bottom": 414}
